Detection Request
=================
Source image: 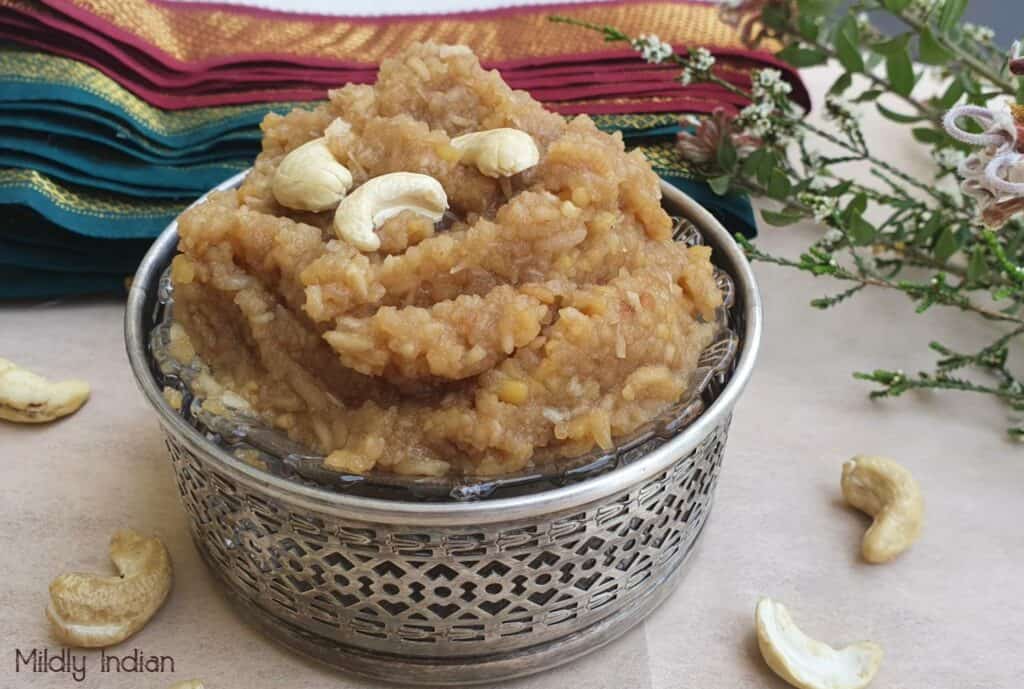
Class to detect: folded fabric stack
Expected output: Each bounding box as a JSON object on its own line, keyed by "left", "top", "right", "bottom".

{"left": 0, "top": 0, "right": 808, "bottom": 299}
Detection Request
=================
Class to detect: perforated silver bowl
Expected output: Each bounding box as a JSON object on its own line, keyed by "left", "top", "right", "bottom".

{"left": 125, "top": 176, "right": 762, "bottom": 685}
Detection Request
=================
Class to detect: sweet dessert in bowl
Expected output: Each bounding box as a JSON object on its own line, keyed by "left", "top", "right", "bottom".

{"left": 163, "top": 42, "right": 724, "bottom": 481}
{"left": 125, "top": 42, "right": 759, "bottom": 683}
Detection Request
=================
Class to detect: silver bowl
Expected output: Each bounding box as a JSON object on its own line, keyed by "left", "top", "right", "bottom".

{"left": 125, "top": 174, "right": 762, "bottom": 685}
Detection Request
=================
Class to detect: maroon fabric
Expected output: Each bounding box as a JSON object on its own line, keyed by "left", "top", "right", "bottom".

{"left": 5, "top": 0, "right": 811, "bottom": 115}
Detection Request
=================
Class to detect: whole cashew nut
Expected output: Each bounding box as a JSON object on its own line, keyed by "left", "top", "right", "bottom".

{"left": 438, "top": 44, "right": 473, "bottom": 58}
{"left": 46, "top": 529, "right": 173, "bottom": 648}
{"left": 271, "top": 125, "right": 354, "bottom": 212}
{"left": 756, "top": 598, "right": 883, "bottom": 689}
{"left": 841, "top": 455, "right": 923, "bottom": 564}
{"left": 333, "top": 172, "right": 448, "bottom": 252}
{"left": 450, "top": 128, "right": 540, "bottom": 178}
{"left": 0, "top": 357, "right": 89, "bottom": 424}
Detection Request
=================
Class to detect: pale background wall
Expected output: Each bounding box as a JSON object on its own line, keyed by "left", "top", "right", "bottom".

{"left": 168, "top": 0, "right": 1022, "bottom": 51}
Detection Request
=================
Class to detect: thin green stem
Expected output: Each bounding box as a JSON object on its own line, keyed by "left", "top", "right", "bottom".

{"left": 706, "top": 72, "right": 957, "bottom": 207}
{"left": 783, "top": 21, "right": 942, "bottom": 123}
{"left": 896, "top": 11, "right": 1016, "bottom": 95}
{"left": 741, "top": 241, "right": 1024, "bottom": 326}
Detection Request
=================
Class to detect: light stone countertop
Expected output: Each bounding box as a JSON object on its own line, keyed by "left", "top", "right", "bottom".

{"left": 2, "top": 64, "right": 1022, "bottom": 688}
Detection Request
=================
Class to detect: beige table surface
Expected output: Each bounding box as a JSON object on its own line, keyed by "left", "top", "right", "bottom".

{"left": 3, "top": 65, "right": 1023, "bottom": 689}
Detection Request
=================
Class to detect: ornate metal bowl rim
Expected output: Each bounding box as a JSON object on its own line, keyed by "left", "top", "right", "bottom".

{"left": 125, "top": 171, "right": 762, "bottom": 525}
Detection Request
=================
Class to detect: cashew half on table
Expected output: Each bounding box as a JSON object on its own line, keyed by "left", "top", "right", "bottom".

{"left": 333, "top": 172, "right": 448, "bottom": 252}
{"left": 0, "top": 357, "right": 89, "bottom": 423}
{"left": 46, "top": 529, "right": 173, "bottom": 648}
{"left": 271, "top": 120, "right": 354, "bottom": 211}
{"left": 841, "top": 455, "right": 924, "bottom": 564}
{"left": 451, "top": 128, "right": 540, "bottom": 178}
{"left": 756, "top": 598, "right": 883, "bottom": 689}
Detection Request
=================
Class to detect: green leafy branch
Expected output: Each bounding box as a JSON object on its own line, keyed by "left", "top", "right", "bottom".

{"left": 552, "top": 1, "right": 1024, "bottom": 437}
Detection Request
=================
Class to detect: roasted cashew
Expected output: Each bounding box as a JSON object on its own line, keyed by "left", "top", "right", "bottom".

{"left": 47, "top": 529, "right": 173, "bottom": 648}
{"left": 271, "top": 124, "right": 354, "bottom": 211}
{"left": 0, "top": 357, "right": 89, "bottom": 424}
{"left": 841, "top": 455, "right": 923, "bottom": 564}
{"left": 438, "top": 44, "right": 472, "bottom": 58}
{"left": 333, "top": 172, "right": 448, "bottom": 252}
{"left": 450, "top": 128, "right": 540, "bottom": 178}
{"left": 756, "top": 598, "right": 883, "bottom": 689}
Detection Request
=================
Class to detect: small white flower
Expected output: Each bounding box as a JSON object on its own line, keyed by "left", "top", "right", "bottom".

{"left": 751, "top": 68, "right": 792, "bottom": 102}
{"left": 689, "top": 47, "right": 716, "bottom": 75}
{"left": 859, "top": 254, "right": 878, "bottom": 272}
{"left": 808, "top": 176, "right": 830, "bottom": 192}
{"left": 677, "top": 68, "right": 694, "bottom": 86}
{"left": 963, "top": 23, "right": 995, "bottom": 44}
{"left": 738, "top": 101, "right": 775, "bottom": 137}
{"left": 823, "top": 228, "right": 843, "bottom": 244}
{"left": 932, "top": 147, "right": 966, "bottom": 170}
{"left": 631, "top": 34, "right": 673, "bottom": 64}
{"left": 909, "top": 0, "right": 938, "bottom": 17}
{"left": 798, "top": 192, "right": 837, "bottom": 222}
{"left": 825, "top": 95, "right": 859, "bottom": 135}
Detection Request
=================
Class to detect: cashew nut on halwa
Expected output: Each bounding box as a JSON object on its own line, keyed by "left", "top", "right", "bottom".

{"left": 756, "top": 598, "right": 883, "bottom": 689}
{"left": 271, "top": 122, "right": 354, "bottom": 211}
{"left": 450, "top": 128, "right": 540, "bottom": 178}
{"left": 333, "top": 172, "right": 448, "bottom": 252}
{"left": 47, "top": 529, "right": 173, "bottom": 648}
{"left": 841, "top": 455, "right": 923, "bottom": 564}
{"left": 0, "top": 357, "right": 89, "bottom": 424}
{"left": 438, "top": 44, "right": 473, "bottom": 58}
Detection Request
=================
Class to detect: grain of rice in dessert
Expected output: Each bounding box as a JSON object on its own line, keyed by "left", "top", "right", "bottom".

{"left": 169, "top": 42, "right": 722, "bottom": 478}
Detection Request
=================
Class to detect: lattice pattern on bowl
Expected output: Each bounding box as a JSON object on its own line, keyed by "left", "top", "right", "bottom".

{"left": 149, "top": 216, "right": 739, "bottom": 501}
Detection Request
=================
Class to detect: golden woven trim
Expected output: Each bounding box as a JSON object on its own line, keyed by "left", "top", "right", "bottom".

{"left": 592, "top": 112, "right": 683, "bottom": 130}
{"left": 552, "top": 93, "right": 721, "bottom": 108}
{"left": 51, "top": 0, "right": 762, "bottom": 63}
{"left": 635, "top": 140, "right": 686, "bottom": 168}
{"left": 0, "top": 168, "right": 183, "bottom": 217}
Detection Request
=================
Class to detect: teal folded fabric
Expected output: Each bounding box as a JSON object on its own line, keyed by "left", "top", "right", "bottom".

{"left": 3, "top": 266, "right": 127, "bottom": 299}
{"left": 0, "top": 170, "right": 185, "bottom": 239}
{"left": 2, "top": 203, "right": 147, "bottom": 254}
{"left": 0, "top": 109, "right": 260, "bottom": 164}
{"left": 0, "top": 50, "right": 758, "bottom": 300}
{"left": 0, "top": 132, "right": 249, "bottom": 194}
{"left": 0, "top": 151, "right": 241, "bottom": 198}
{"left": 0, "top": 207, "right": 149, "bottom": 298}
{"left": 0, "top": 48, "right": 291, "bottom": 150}
{"left": 2, "top": 237, "right": 141, "bottom": 274}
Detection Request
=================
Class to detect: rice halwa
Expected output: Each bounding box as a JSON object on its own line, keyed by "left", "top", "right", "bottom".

{"left": 170, "top": 42, "right": 722, "bottom": 477}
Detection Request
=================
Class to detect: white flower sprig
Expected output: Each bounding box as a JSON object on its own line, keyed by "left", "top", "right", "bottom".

{"left": 678, "top": 47, "right": 717, "bottom": 86}
{"left": 798, "top": 192, "right": 838, "bottom": 222}
{"left": 736, "top": 101, "right": 774, "bottom": 137}
{"left": 932, "top": 147, "right": 967, "bottom": 171}
{"left": 751, "top": 68, "right": 793, "bottom": 102}
{"left": 824, "top": 95, "right": 859, "bottom": 137}
{"left": 962, "top": 23, "right": 995, "bottom": 45}
{"left": 550, "top": 5, "right": 1024, "bottom": 436}
{"left": 631, "top": 34, "right": 672, "bottom": 64}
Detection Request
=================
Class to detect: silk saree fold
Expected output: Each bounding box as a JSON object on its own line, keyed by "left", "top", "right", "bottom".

{"left": 0, "top": 0, "right": 796, "bottom": 298}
